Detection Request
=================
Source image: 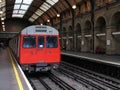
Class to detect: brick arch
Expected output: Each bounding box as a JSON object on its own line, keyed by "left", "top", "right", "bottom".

{"left": 95, "top": 16, "right": 106, "bottom": 54}
{"left": 84, "top": 20, "right": 92, "bottom": 34}
{"left": 76, "top": 23, "right": 81, "bottom": 51}
{"left": 62, "top": 27, "right": 67, "bottom": 37}
{"left": 68, "top": 25, "right": 72, "bottom": 31}
{"left": 110, "top": 11, "right": 120, "bottom": 54}
{"left": 95, "top": 16, "right": 106, "bottom": 33}
{"left": 95, "top": 16, "right": 106, "bottom": 27}
{"left": 62, "top": 27, "right": 67, "bottom": 32}
{"left": 110, "top": 11, "right": 120, "bottom": 32}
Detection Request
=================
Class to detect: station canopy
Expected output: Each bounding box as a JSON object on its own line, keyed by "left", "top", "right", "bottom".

{"left": 0, "top": 0, "right": 84, "bottom": 24}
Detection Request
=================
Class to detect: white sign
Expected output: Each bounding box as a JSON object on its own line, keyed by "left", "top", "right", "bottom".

{"left": 81, "top": 40, "right": 84, "bottom": 45}
{"left": 107, "top": 40, "right": 110, "bottom": 45}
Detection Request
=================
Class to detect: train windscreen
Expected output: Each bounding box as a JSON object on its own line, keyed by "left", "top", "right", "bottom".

{"left": 23, "top": 36, "right": 36, "bottom": 48}
{"left": 46, "top": 36, "right": 58, "bottom": 48}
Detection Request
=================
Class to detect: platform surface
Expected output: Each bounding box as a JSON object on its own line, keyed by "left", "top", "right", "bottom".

{"left": 61, "top": 50, "right": 120, "bottom": 66}
{"left": 0, "top": 48, "right": 33, "bottom": 90}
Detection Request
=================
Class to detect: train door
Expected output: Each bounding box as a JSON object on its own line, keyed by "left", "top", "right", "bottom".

{"left": 45, "top": 35, "right": 60, "bottom": 63}
{"left": 36, "top": 36, "right": 45, "bottom": 62}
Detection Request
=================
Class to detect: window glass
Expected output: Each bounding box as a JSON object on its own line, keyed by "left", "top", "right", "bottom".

{"left": 23, "top": 36, "right": 36, "bottom": 48}
{"left": 46, "top": 36, "right": 58, "bottom": 48}
{"left": 12, "top": 0, "right": 33, "bottom": 18}
{"left": 38, "top": 36, "right": 44, "bottom": 48}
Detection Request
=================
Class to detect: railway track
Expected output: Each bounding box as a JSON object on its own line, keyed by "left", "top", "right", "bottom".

{"left": 59, "top": 61, "right": 120, "bottom": 90}
{"left": 27, "top": 71, "right": 87, "bottom": 90}
{"left": 28, "top": 73, "right": 61, "bottom": 90}
{"left": 27, "top": 61, "right": 120, "bottom": 90}
{"left": 29, "top": 76, "right": 62, "bottom": 90}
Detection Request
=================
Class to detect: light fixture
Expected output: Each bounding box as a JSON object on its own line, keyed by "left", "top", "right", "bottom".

{"left": 40, "top": 23, "right": 43, "bottom": 25}
{"left": 1, "top": 17, "right": 4, "bottom": 20}
{"left": 47, "top": 19, "right": 50, "bottom": 22}
{"left": 57, "top": 13, "right": 60, "bottom": 17}
{"left": 2, "top": 21, "right": 4, "bottom": 24}
{"left": 0, "top": 10, "right": 3, "bottom": 14}
{"left": 72, "top": 4, "right": 76, "bottom": 9}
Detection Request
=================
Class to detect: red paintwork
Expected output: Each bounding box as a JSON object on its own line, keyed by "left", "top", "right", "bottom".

{"left": 19, "top": 34, "right": 60, "bottom": 65}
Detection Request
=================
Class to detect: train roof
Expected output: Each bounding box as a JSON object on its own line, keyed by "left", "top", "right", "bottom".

{"left": 21, "top": 25, "right": 59, "bottom": 35}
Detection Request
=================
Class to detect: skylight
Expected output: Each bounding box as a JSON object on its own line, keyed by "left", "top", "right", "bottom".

{"left": 12, "top": 0, "right": 33, "bottom": 18}
{"left": 0, "top": 0, "right": 6, "bottom": 19}
{"left": 0, "top": 0, "right": 6, "bottom": 32}
{"left": 35, "top": 9, "right": 44, "bottom": 16}
{"left": 29, "top": 0, "right": 59, "bottom": 22}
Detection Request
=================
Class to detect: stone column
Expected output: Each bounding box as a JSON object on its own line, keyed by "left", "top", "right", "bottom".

{"left": 106, "top": 26, "right": 113, "bottom": 55}
{"left": 81, "top": 28, "right": 85, "bottom": 52}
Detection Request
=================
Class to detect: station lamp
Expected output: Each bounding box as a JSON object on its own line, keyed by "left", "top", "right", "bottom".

{"left": 1, "top": 17, "right": 4, "bottom": 20}
{"left": 72, "top": 0, "right": 76, "bottom": 9}
{"left": 57, "top": 13, "right": 60, "bottom": 17}
{"left": 2, "top": 21, "right": 4, "bottom": 24}
{"left": 47, "top": 19, "right": 50, "bottom": 22}
{"left": 72, "top": 4, "right": 76, "bottom": 9}
{"left": 0, "top": 10, "right": 3, "bottom": 14}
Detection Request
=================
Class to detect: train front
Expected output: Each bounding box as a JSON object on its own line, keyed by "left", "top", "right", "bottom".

{"left": 19, "top": 25, "right": 60, "bottom": 72}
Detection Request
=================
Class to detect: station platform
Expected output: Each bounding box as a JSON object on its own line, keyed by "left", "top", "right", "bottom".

{"left": 61, "top": 50, "right": 120, "bottom": 67}
{"left": 0, "top": 48, "right": 33, "bottom": 90}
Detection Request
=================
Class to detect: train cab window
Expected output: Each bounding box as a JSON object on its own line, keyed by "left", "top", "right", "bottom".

{"left": 23, "top": 36, "right": 36, "bottom": 48}
{"left": 46, "top": 36, "right": 58, "bottom": 48}
{"left": 38, "top": 36, "right": 44, "bottom": 48}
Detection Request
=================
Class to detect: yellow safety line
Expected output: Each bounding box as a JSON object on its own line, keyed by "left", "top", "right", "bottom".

{"left": 8, "top": 49, "right": 24, "bottom": 90}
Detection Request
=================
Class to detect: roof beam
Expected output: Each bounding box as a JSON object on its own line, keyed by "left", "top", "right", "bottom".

{"left": 64, "top": 0, "right": 73, "bottom": 11}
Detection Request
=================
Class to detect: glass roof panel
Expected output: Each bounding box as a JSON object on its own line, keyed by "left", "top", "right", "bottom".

{"left": 15, "top": 0, "right": 22, "bottom": 3}
{"left": 51, "top": 0, "right": 59, "bottom": 3}
{"left": 42, "top": 3, "right": 50, "bottom": 9}
{"left": 0, "top": 0, "right": 5, "bottom": 21}
{"left": 29, "top": 18, "right": 34, "bottom": 22}
{"left": 44, "top": 2, "right": 51, "bottom": 8}
{"left": 23, "top": 0, "right": 33, "bottom": 4}
{"left": 46, "top": 0, "right": 55, "bottom": 5}
{"left": 0, "top": 1, "right": 5, "bottom": 8}
{"left": 40, "top": 6, "right": 47, "bottom": 11}
{"left": 14, "top": 4, "right": 20, "bottom": 9}
{"left": 32, "top": 14, "right": 38, "bottom": 19}
{"left": 13, "top": 0, "right": 33, "bottom": 18}
{"left": 35, "top": 9, "right": 44, "bottom": 16}
{"left": 20, "top": 5, "right": 29, "bottom": 10}
{"left": 29, "top": 0, "right": 59, "bottom": 22}
{"left": 13, "top": 10, "right": 18, "bottom": 13}
{"left": 12, "top": 14, "right": 23, "bottom": 18}
{"left": 19, "top": 10, "right": 26, "bottom": 14}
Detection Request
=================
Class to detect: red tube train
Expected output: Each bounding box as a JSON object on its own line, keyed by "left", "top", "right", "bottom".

{"left": 9, "top": 25, "right": 61, "bottom": 72}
